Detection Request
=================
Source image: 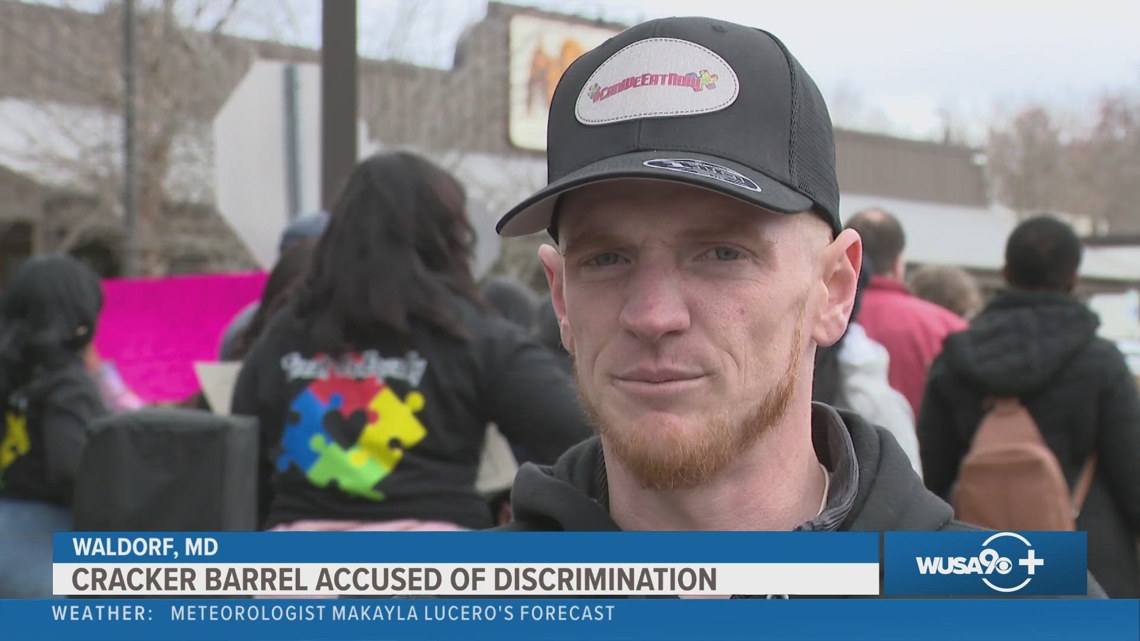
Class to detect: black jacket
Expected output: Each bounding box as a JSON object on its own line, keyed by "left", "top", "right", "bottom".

{"left": 0, "top": 359, "right": 107, "bottom": 505}
{"left": 919, "top": 290, "right": 1140, "bottom": 598}
{"left": 499, "top": 405, "right": 1109, "bottom": 598}
{"left": 431, "top": 403, "right": 1097, "bottom": 599}
{"left": 232, "top": 296, "right": 592, "bottom": 531}
{"left": 0, "top": 255, "right": 108, "bottom": 506}
{"left": 504, "top": 405, "right": 958, "bottom": 535}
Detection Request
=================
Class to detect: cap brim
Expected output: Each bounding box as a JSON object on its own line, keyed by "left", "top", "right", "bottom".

{"left": 496, "top": 150, "right": 814, "bottom": 238}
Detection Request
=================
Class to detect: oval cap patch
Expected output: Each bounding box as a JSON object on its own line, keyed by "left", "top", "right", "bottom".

{"left": 575, "top": 37, "right": 740, "bottom": 126}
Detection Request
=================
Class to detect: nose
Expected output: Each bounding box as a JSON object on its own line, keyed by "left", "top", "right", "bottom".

{"left": 618, "top": 262, "right": 691, "bottom": 343}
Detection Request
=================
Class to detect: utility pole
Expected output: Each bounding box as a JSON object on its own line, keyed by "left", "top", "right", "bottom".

{"left": 283, "top": 64, "right": 302, "bottom": 221}
{"left": 122, "top": 0, "right": 140, "bottom": 276}
{"left": 321, "top": 0, "right": 358, "bottom": 210}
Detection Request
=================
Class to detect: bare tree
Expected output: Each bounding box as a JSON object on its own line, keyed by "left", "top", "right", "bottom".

{"left": 354, "top": 1, "right": 557, "bottom": 290}
{"left": 986, "top": 87, "right": 1140, "bottom": 234}
{"left": 825, "top": 82, "right": 903, "bottom": 137}
{"left": 1069, "top": 90, "right": 1140, "bottom": 233}
{"left": 985, "top": 105, "right": 1074, "bottom": 216}
{"left": 935, "top": 98, "right": 989, "bottom": 147}
{"left": 0, "top": 0, "right": 267, "bottom": 275}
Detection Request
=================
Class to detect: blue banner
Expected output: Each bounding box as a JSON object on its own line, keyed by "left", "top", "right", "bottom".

{"left": 0, "top": 598, "right": 1135, "bottom": 641}
{"left": 883, "top": 531, "right": 1088, "bottom": 596}
{"left": 54, "top": 532, "right": 879, "bottom": 564}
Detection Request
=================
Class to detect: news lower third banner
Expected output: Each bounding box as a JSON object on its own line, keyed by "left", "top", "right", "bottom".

{"left": 53, "top": 532, "right": 880, "bottom": 597}
{"left": 6, "top": 531, "right": 1133, "bottom": 641}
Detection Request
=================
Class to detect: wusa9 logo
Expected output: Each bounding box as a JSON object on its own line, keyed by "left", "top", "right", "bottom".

{"left": 884, "top": 531, "right": 1087, "bottom": 596}
{"left": 914, "top": 532, "right": 1042, "bottom": 593}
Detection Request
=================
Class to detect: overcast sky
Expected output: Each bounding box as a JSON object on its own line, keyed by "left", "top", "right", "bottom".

{"left": 242, "top": 0, "right": 1140, "bottom": 143}
{"left": 545, "top": 0, "right": 1140, "bottom": 139}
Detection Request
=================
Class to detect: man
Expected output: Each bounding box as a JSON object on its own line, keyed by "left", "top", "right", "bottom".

{"left": 919, "top": 215, "right": 1140, "bottom": 598}
{"left": 218, "top": 211, "right": 329, "bottom": 361}
{"left": 493, "top": 17, "right": 984, "bottom": 547}
{"left": 843, "top": 208, "right": 967, "bottom": 417}
{"left": 816, "top": 256, "right": 922, "bottom": 479}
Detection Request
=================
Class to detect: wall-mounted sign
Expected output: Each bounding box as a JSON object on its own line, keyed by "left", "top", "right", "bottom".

{"left": 508, "top": 14, "right": 619, "bottom": 151}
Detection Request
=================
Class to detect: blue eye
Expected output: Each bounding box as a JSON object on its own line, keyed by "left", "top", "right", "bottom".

{"left": 700, "top": 247, "right": 741, "bottom": 261}
{"left": 587, "top": 253, "right": 624, "bottom": 266}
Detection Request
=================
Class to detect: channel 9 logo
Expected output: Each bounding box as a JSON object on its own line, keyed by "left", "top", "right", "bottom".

{"left": 884, "top": 531, "right": 1088, "bottom": 596}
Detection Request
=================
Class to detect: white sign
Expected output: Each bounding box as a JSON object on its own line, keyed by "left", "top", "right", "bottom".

{"left": 508, "top": 15, "right": 618, "bottom": 151}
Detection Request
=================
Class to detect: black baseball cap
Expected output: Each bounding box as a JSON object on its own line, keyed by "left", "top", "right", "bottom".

{"left": 496, "top": 17, "right": 841, "bottom": 239}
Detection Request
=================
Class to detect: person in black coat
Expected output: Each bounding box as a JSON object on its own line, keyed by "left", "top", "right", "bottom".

{"left": 919, "top": 215, "right": 1140, "bottom": 598}
{"left": 0, "top": 255, "right": 110, "bottom": 597}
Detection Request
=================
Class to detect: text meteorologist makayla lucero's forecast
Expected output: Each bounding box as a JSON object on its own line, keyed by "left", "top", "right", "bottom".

{"left": 165, "top": 603, "right": 616, "bottom": 623}
{"left": 48, "top": 602, "right": 616, "bottom": 625}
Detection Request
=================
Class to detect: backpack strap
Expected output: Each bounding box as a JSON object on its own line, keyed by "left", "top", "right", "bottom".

{"left": 1072, "top": 455, "right": 1098, "bottom": 518}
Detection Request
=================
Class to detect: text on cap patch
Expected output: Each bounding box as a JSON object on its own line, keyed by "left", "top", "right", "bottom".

{"left": 575, "top": 38, "right": 739, "bottom": 126}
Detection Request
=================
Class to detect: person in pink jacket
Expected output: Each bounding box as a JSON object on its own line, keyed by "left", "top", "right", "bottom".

{"left": 843, "top": 208, "right": 968, "bottom": 418}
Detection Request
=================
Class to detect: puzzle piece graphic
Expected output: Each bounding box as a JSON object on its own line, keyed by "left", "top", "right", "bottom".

{"left": 306, "top": 434, "right": 388, "bottom": 500}
{"left": 358, "top": 388, "right": 427, "bottom": 472}
{"left": 277, "top": 389, "right": 339, "bottom": 473}
{"left": 279, "top": 372, "right": 429, "bottom": 501}
{"left": 309, "top": 371, "right": 382, "bottom": 421}
{"left": 697, "top": 69, "right": 718, "bottom": 90}
{"left": 303, "top": 387, "right": 427, "bottom": 501}
{"left": 0, "top": 412, "right": 30, "bottom": 471}
{"left": 281, "top": 375, "right": 386, "bottom": 472}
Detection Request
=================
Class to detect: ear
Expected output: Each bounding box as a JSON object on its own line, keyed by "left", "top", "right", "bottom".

{"left": 813, "top": 229, "right": 862, "bottom": 348}
{"left": 538, "top": 244, "right": 574, "bottom": 356}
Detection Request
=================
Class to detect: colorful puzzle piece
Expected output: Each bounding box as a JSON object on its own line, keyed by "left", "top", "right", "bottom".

{"left": 277, "top": 388, "right": 339, "bottom": 473}
{"left": 0, "top": 412, "right": 30, "bottom": 472}
{"left": 306, "top": 434, "right": 388, "bottom": 500}
{"left": 358, "top": 389, "right": 427, "bottom": 471}
{"left": 309, "top": 369, "right": 383, "bottom": 420}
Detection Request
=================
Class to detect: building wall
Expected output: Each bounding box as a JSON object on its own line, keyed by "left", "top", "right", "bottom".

{"left": 835, "top": 129, "right": 989, "bottom": 207}
{"left": 0, "top": 0, "right": 1129, "bottom": 291}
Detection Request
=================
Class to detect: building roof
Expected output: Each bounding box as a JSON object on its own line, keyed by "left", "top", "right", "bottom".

{"left": 840, "top": 193, "right": 1140, "bottom": 285}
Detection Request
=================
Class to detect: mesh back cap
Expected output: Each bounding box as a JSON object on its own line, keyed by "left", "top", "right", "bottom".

{"left": 497, "top": 17, "right": 840, "bottom": 239}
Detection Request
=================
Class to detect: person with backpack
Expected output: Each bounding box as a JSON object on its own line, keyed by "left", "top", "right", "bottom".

{"left": 918, "top": 215, "right": 1140, "bottom": 598}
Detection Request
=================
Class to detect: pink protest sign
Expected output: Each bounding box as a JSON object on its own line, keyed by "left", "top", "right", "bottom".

{"left": 93, "top": 271, "right": 268, "bottom": 404}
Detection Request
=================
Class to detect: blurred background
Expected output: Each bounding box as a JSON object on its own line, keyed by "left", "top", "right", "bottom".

{"left": 0, "top": 0, "right": 1138, "bottom": 400}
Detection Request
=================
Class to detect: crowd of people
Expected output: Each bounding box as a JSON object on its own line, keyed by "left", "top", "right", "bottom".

{"left": 0, "top": 14, "right": 1137, "bottom": 602}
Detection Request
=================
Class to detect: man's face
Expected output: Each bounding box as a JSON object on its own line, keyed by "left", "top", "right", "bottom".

{"left": 540, "top": 180, "right": 857, "bottom": 490}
